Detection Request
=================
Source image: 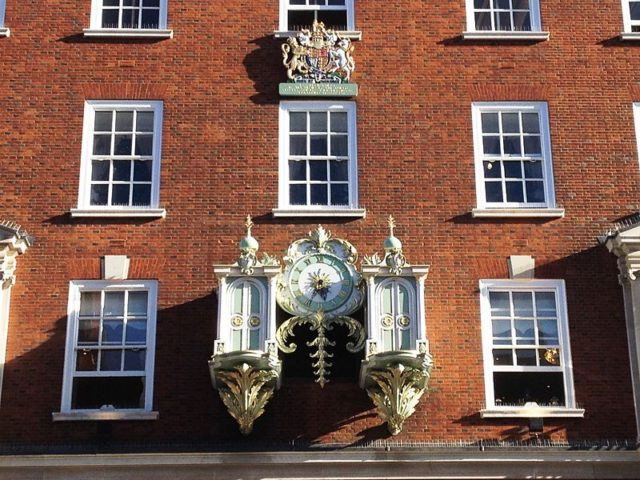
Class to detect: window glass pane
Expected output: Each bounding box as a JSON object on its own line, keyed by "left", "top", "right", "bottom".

{"left": 485, "top": 182, "right": 503, "bottom": 202}
{"left": 475, "top": 0, "right": 491, "bottom": 8}
{"left": 231, "top": 329, "right": 242, "bottom": 351}
{"left": 481, "top": 114, "right": 499, "bottom": 133}
{"left": 495, "top": 0, "right": 510, "bottom": 8}
{"left": 289, "top": 184, "right": 307, "bottom": 205}
{"left": 400, "top": 329, "right": 411, "bottom": 350}
{"left": 512, "top": 292, "right": 533, "bottom": 316}
{"left": 475, "top": 11, "right": 492, "bottom": 30}
{"left": 502, "top": 113, "right": 520, "bottom": 133}
{"left": 72, "top": 377, "right": 144, "bottom": 409}
{"left": 330, "top": 184, "right": 349, "bottom": 205}
{"left": 132, "top": 184, "right": 151, "bottom": 206}
{"left": 398, "top": 284, "right": 410, "bottom": 313}
{"left": 102, "top": 9, "right": 119, "bottom": 28}
{"left": 232, "top": 285, "right": 243, "bottom": 314}
{"left": 93, "top": 135, "right": 111, "bottom": 156}
{"left": 516, "top": 349, "right": 536, "bottom": 365}
{"left": 126, "top": 320, "right": 147, "bottom": 344}
{"left": 493, "top": 349, "right": 512, "bottom": 365}
{"left": 102, "top": 319, "right": 124, "bottom": 344}
{"left": 136, "top": 112, "right": 154, "bottom": 132}
{"left": 112, "top": 184, "right": 131, "bottom": 206}
{"left": 630, "top": 2, "right": 640, "bottom": 20}
{"left": 104, "top": 292, "right": 125, "bottom": 316}
{"left": 512, "top": 11, "right": 531, "bottom": 31}
{"left": 493, "top": 372, "right": 565, "bottom": 407}
{"left": 135, "top": 135, "right": 153, "bottom": 156}
{"left": 317, "top": 10, "right": 347, "bottom": 29}
{"left": 141, "top": 9, "right": 160, "bottom": 28}
{"left": 122, "top": 9, "right": 140, "bottom": 28}
{"left": 143, "top": 0, "right": 160, "bottom": 6}
{"left": 331, "top": 135, "right": 348, "bottom": 156}
{"left": 483, "top": 161, "right": 501, "bottom": 178}
{"left": 492, "top": 319, "right": 511, "bottom": 342}
{"left": 538, "top": 319, "right": 559, "bottom": 345}
{"left": 489, "top": 291, "right": 510, "bottom": 315}
{"left": 525, "top": 181, "right": 545, "bottom": 203}
{"left": 90, "top": 185, "right": 109, "bottom": 205}
{"left": 249, "top": 329, "right": 261, "bottom": 350}
{"left": 309, "top": 161, "right": 327, "bottom": 180}
{"left": 381, "top": 284, "right": 393, "bottom": 314}
{"left": 483, "top": 136, "right": 501, "bottom": 155}
{"left": 95, "top": 111, "right": 113, "bottom": 131}
{"left": 113, "top": 160, "right": 131, "bottom": 181}
{"left": 289, "top": 136, "right": 307, "bottom": 156}
{"left": 515, "top": 320, "right": 535, "bottom": 344}
{"left": 78, "top": 320, "right": 100, "bottom": 344}
{"left": 114, "top": 135, "right": 133, "bottom": 155}
{"left": 512, "top": 0, "right": 529, "bottom": 8}
{"left": 496, "top": 12, "right": 512, "bottom": 30}
{"left": 290, "top": 112, "right": 307, "bottom": 132}
{"left": 522, "top": 113, "right": 540, "bottom": 133}
{"left": 505, "top": 181, "right": 524, "bottom": 202}
{"left": 310, "top": 135, "right": 328, "bottom": 156}
{"left": 523, "top": 136, "right": 541, "bottom": 155}
{"left": 80, "top": 292, "right": 102, "bottom": 316}
{"left": 289, "top": 160, "right": 307, "bottom": 181}
{"left": 104, "top": 0, "right": 119, "bottom": 7}
{"left": 128, "top": 291, "right": 148, "bottom": 315}
{"left": 330, "top": 112, "right": 348, "bottom": 132}
{"left": 524, "top": 160, "right": 543, "bottom": 178}
{"left": 535, "top": 292, "right": 557, "bottom": 316}
{"left": 250, "top": 284, "right": 261, "bottom": 315}
{"left": 504, "top": 161, "right": 522, "bottom": 178}
{"left": 76, "top": 349, "right": 98, "bottom": 371}
{"left": 382, "top": 328, "right": 393, "bottom": 352}
{"left": 503, "top": 136, "right": 521, "bottom": 156}
{"left": 310, "top": 184, "right": 328, "bottom": 205}
{"left": 330, "top": 160, "right": 348, "bottom": 181}
{"left": 124, "top": 350, "right": 146, "bottom": 370}
{"left": 133, "top": 160, "right": 152, "bottom": 181}
{"left": 100, "top": 350, "right": 122, "bottom": 371}
{"left": 115, "top": 112, "right": 134, "bottom": 131}
{"left": 91, "top": 160, "right": 110, "bottom": 181}
{"left": 288, "top": 10, "right": 315, "bottom": 30}
{"left": 310, "top": 112, "right": 327, "bottom": 132}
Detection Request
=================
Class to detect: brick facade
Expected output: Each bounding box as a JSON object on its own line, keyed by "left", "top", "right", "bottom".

{"left": 0, "top": 0, "right": 638, "bottom": 448}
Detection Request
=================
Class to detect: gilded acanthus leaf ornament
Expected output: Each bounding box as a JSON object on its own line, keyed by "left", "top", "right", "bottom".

{"left": 215, "top": 363, "right": 278, "bottom": 435}
{"left": 276, "top": 310, "right": 365, "bottom": 387}
{"left": 366, "top": 361, "right": 433, "bottom": 436}
{"left": 281, "top": 20, "right": 355, "bottom": 84}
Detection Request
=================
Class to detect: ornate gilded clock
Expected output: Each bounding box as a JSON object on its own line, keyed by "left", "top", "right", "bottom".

{"left": 276, "top": 227, "right": 364, "bottom": 317}
{"left": 275, "top": 225, "right": 366, "bottom": 386}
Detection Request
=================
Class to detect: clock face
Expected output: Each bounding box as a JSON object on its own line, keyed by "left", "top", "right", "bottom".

{"left": 288, "top": 253, "right": 354, "bottom": 313}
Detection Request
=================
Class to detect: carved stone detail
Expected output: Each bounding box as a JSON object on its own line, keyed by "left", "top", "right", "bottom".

{"left": 215, "top": 363, "right": 278, "bottom": 436}
{"left": 365, "top": 358, "right": 433, "bottom": 436}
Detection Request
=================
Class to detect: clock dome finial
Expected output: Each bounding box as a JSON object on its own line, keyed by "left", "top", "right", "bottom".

{"left": 239, "top": 215, "right": 259, "bottom": 253}
{"left": 383, "top": 215, "right": 403, "bottom": 252}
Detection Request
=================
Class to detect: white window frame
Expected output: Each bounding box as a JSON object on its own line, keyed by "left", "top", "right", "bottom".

{"left": 274, "top": 101, "right": 364, "bottom": 218}
{"left": 0, "top": 284, "right": 12, "bottom": 406}
{"left": 220, "top": 278, "right": 268, "bottom": 352}
{"left": 471, "top": 102, "right": 563, "bottom": 218}
{"left": 85, "top": 0, "right": 172, "bottom": 38}
{"left": 72, "top": 100, "right": 165, "bottom": 218}
{"left": 0, "top": 0, "right": 9, "bottom": 37}
{"left": 622, "top": 0, "right": 640, "bottom": 35}
{"left": 632, "top": 104, "right": 640, "bottom": 165}
{"left": 463, "top": 0, "right": 549, "bottom": 40}
{"left": 479, "top": 279, "right": 583, "bottom": 418}
{"left": 277, "top": 0, "right": 356, "bottom": 34}
{"left": 54, "top": 280, "right": 158, "bottom": 421}
{"left": 374, "top": 277, "right": 417, "bottom": 352}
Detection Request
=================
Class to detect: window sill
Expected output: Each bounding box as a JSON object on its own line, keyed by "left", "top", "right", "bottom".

{"left": 0, "top": 28, "right": 9, "bottom": 37}
{"left": 462, "top": 31, "right": 550, "bottom": 41}
{"left": 273, "top": 30, "right": 362, "bottom": 40}
{"left": 472, "top": 207, "right": 565, "bottom": 218}
{"left": 620, "top": 32, "right": 640, "bottom": 41}
{"left": 70, "top": 208, "right": 166, "bottom": 219}
{"left": 52, "top": 411, "right": 159, "bottom": 422}
{"left": 272, "top": 207, "right": 366, "bottom": 218}
{"left": 480, "top": 407, "right": 585, "bottom": 418}
{"left": 83, "top": 28, "right": 173, "bottom": 39}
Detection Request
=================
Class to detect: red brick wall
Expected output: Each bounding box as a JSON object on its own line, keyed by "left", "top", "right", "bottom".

{"left": 0, "top": 0, "right": 637, "bottom": 444}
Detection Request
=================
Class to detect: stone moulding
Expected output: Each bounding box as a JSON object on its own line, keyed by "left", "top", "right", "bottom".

{"left": 360, "top": 351, "right": 433, "bottom": 436}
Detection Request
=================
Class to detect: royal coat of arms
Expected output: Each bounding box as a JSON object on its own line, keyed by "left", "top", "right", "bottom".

{"left": 282, "top": 21, "right": 355, "bottom": 84}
